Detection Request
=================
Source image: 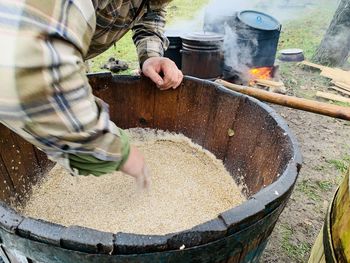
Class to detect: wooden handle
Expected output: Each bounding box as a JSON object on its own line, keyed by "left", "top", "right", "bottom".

{"left": 215, "top": 79, "right": 350, "bottom": 121}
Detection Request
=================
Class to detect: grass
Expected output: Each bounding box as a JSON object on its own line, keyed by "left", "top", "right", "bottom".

{"left": 90, "top": 0, "right": 210, "bottom": 73}
{"left": 296, "top": 179, "right": 320, "bottom": 201}
{"left": 316, "top": 180, "right": 334, "bottom": 192}
{"left": 313, "top": 164, "right": 327, "bottom": 171}
{"left": 327, "top": 154, "right": 350, "bottom": 174}
{"left": 277, "top": 9, "right": 333, "bottom": 60}
{"left": 331, "top": 101, "right": 350, "bottom": 107}
{"left": 280, "top": 224, "right": 311, "bottom": 262}
{"left": 90, "top": 32, "right": 138, "bottom": 73}
{"left": 166, "top": 0, "right": 210, "bottom": 22}
{"left": 275, "top": 2, "right": 346, "bottom": 99}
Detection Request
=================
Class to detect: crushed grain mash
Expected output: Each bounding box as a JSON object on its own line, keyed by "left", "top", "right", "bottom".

{"left": 21, "top": 129, "right": 245, "bottom": 235}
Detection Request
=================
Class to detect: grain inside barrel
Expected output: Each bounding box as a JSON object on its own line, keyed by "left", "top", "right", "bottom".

{"left": 0, "top": 74, "right": 301, "bottom": 263}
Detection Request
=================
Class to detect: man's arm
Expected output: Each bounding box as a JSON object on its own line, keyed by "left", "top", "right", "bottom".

{"left": 132, "top": 2, "right": 183, "bottom": 89}
{"left": 0, "top": 1, "right": 147, "bottom": 183}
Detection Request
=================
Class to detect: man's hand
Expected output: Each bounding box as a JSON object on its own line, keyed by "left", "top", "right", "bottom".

{"left": 120, "top": 146, "right": 150, "bottom": 189}
{"left": 142, "top": 57, "right": 183, "bottom": 90}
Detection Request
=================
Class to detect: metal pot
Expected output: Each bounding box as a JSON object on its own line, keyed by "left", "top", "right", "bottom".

{"left": 164, "top": 30, "right": 183, "bottom": 69}
{"left": 204, "top": 10, "right": 281, "bottom": 69}
{"left": 181, "top": 32, "right": 224, "bottom": 79}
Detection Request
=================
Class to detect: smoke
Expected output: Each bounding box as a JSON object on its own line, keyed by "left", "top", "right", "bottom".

{"left": 165, "top": 0, "right": 339, "bottom": 74}
{"left": 223, "top": 24, "right": 253, "bottom": 74}
{"left": 165, "top": 8, "right": 206, "bottom": 33}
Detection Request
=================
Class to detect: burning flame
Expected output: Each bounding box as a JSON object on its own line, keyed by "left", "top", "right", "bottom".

{"left": 249, "top": 67, "right": 273, "bottom": 80}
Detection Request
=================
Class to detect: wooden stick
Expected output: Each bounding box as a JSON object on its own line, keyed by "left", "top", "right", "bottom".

{"left": 320, "top": 68, "right": 350, "bottom": 84}
{"left": 301, "top": 61, "right": 350, "bottom": 83}
{"left": 300, "top": 60, "right": 326, "bottom": 70}
{"left": 215, "top": 79, "right": 350, "bottom": 121}
{"left": 329, "top": 86, "right": 350, "bottom": 97}
{"left": 333, "top": 81, "right": 350, "bottom": 92}
{"left": 255, "top": 79, "right": 284, "bottom": 88}
{"left": 316, "top": 91, "right": 350, "bottom": 104}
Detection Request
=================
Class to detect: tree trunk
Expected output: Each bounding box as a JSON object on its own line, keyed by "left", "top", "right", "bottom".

{"left": 312, "top": 0, "right": 350, "bottom": 67}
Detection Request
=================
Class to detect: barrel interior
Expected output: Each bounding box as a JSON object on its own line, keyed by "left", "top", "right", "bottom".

{"left": 0, "top": 74, "right": 297, "bottom": 205}
{"left": 0, "top": 75, "right": 301, "bottom": 262}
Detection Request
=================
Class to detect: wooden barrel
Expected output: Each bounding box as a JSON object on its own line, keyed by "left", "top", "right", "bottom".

{"left": 0, "top": 74, "right": 302, "bottom": 263}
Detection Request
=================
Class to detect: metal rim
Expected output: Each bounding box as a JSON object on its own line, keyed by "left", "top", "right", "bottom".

{"left": 238, "top": 10, "right": 281, "bottom": 31}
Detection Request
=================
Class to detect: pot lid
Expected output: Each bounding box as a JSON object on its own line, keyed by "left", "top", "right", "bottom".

{"left": 238, "top": 10, "right": 280, "bottom": 31}
{"left": 181, "top": 32, "right": 224, "bottom": 42}
{"left": 165, "top": 30, "right": 184, "bottom": 38}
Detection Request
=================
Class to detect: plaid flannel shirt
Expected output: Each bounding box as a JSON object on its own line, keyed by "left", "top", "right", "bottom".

{"left": 0, "top": 0, "right": 169, "bottom": 175}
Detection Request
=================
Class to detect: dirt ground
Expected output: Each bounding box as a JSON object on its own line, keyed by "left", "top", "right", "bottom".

{"left": 260, "top": 102, "right": 349, "bottom": 262}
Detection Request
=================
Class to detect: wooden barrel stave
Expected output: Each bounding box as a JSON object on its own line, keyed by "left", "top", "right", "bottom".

{"left": 0, "top": 74, "right": 302, "bottom": 262}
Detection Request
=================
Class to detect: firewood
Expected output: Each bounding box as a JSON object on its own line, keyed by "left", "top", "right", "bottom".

{"left": 320, "top": 68, "right": 350, "bottom": 84}
{"left": 316, "top": 91, "right": 350, "bottom": 104}
{"left": 328, "top": 86, "right": 350, "bottom": 97}
{"left": 255, "top": 79, "right": 284, "bottom": 88}
{"left": 332, "top": 81, "right": 350, "bottom": 92}
{"left": 300, "top": 61, "right": 326, "bottom": 70}
{"left": 300, "top": 61, "right": 350, "bottom": 84}
{"left": 215, "top": 79, "right": 350, "bottom": 121}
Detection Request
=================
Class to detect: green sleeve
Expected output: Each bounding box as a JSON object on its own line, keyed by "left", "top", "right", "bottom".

{"left": 68, "top": 129, "right": 130, "bottom": 176}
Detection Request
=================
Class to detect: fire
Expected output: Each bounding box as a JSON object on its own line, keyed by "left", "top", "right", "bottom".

{"left": 249, "top": 67, "right": 273, "bottom": 80}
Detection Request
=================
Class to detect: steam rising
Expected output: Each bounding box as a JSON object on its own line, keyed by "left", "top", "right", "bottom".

{"left": 223, "top": 25, "right": 252, "bottom": 74}
{"left": 165, "top": 0, "right": 339, "bottom": 75}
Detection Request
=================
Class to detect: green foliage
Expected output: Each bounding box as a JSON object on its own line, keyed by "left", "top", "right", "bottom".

{"left": 296, "top": 179, "right": 320, "bottom": 201}
{"left": 277, "top": 5, "right": 335, "bottom": 59}
{"left": 90, "top": 0, "right": 210, "bottom": 73}
{"left": 90, "top": 32, "right": 138, "bottom": 73}
{"left": 316, "top": 180, "right": 334, "bottom": 192}
{"left": 327, "top": 154, "right": 350, "bottom": 174}
{"left": 330, "top": 101, "right": 350, "bottom": 107}
{"left": 313, "top": 164, "right": 327, "bottom": 171}
{"left": 280, "top": 225, "right": 311, "bottom": 262}
{"left": 166, "top": 0, "right": 210, "bottom": 22}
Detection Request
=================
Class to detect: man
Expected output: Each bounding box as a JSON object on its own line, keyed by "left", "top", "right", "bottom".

{"left": 0, "top": 0, "right": 183, "bottom": 187}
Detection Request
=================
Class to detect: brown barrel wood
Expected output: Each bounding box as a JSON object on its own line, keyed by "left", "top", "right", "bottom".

{"left": 0, "top": 74, "right": 301, "bottom": 263}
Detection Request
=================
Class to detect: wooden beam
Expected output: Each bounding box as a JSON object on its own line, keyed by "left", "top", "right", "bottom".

{"left": 333, "top": 81, "right": 350, "bottom": 92}
{"left": 320, "top": 68, "right": 350, "bottom": 84}
{"left": 215, "top": 79, "right": 350, "bottom": 121}
{"left": 316, "top": 91, "right": 350, "bottom": 104}
{"left": 255, "top": 79, "right": 285, "bottom": 88}
{"left": 300, "top": 61, "right": 326, "bottom": 70}
{"left": 329, "top": 86, "right": 350, "bottom": 97}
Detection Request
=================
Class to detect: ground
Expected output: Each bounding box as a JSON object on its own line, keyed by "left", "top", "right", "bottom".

{"left": 262, "top": 105, "right": 349, "bottom": 263}
{"left": 89, "top": 0, "right": 350, "bottom": 262}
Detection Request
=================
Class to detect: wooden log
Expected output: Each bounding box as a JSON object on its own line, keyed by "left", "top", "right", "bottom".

{"left": 316, "top": 91, "right": 350, "bottom": 104}
{"left": 300, "top": 61, "right": 350, "bottom": 84}
{"left": 255, "top": 79, "right": 284, "bottom": 88}
{"left": 329, "top": 86, "right": 350, "bottom": 97}
{"left": 320, "top": 68, "right": 350, "bottom": 84}
{"left": 215, "top": 79, "right": 350, "bottom": 121}
{"left": 300, "top": 61, "right": 326, "bottom": 70}
{"left": 333, "top": 81, "right": 350, "bottom": 92}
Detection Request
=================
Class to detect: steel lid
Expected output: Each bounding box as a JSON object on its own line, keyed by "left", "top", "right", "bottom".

{"left": 238, "top": 10, "right": 280, "bottom": 31}
{"left": 280, "top": 48, "right": 304, "bottom": 55}
{"left": 181, "top": 32, "right": 224, "bottom": 43}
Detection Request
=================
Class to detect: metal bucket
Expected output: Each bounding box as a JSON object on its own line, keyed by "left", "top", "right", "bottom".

{"left": 181, "top": 32, "right": 224, "bottom": 79}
